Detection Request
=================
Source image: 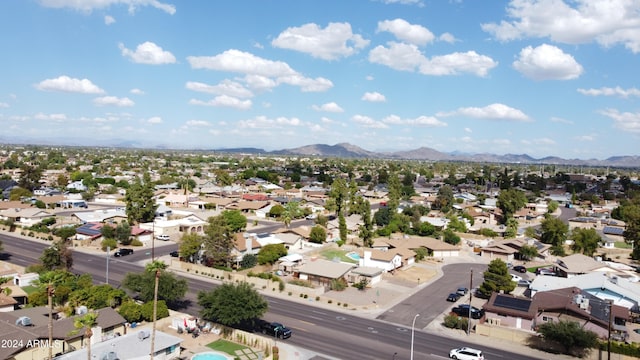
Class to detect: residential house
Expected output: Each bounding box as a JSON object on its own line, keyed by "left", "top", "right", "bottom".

{"left": 295, "top": 258, "right": 356, "bottom": 287}
{"left": 72, "top": 208, "right": 127, "bottom": 224}
{"left": 359, "top": 249, "right": 404, "bottom": 272}
{"left": 273, "top": 226, "right": 310, "bottom": 250}
{"left": 554, "top": 254, "right": 615, "bottom": 278}
{"left": 481, "top": 238, "right": 550, "bottom": 262}
{"left": 54, "top": 329, "right": 182, "bottom": 360}
{"left": 0, "top": 208, "right": 54, "bottom": 227}
{"left": 0, "top": 307, "right": 126, "bottom": 360}
{"left": 231, "top": 233, "right": 261, "bottom": 267}
{"left": 347, "top": 266, "right": 384, "bottom": 287}
{"left": 66, "top": 180, "right": 87, "bottom": 192}
{"left": 482, "top": 288, "right": 629, "bottom": 340}
{"left": 529, "top": 271, "right": 640, "bottom": 311}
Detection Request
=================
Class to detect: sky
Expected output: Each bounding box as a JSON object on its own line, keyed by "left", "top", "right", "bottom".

{"left": 1, "top": 0, "right": 639, "bottom": 160}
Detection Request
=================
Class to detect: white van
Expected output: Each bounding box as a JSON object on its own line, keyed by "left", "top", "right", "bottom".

{"left": 156, "top": 234, "right": 171, "bottom": 241}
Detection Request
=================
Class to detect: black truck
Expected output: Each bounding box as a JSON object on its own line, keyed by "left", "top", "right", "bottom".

{"left": 258, "top": 320, "right": 292, "bottom": 339}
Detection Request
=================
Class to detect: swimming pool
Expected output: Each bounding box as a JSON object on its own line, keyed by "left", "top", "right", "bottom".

{"left": 346, "top": 252, "right": 360, "bottom": 261}
{"left": 191, "top": 351, "right": 233, "bottom": 360}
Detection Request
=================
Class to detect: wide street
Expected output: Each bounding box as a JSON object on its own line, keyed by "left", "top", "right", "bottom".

{"left": 1, "top": 231, "right": 550, "bottom": 360}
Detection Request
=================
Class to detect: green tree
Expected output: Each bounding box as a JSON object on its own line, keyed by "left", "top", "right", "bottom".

{"left": 202, "top": 215, "right": 235, "bottom": 268}
{"left": 115, "top": 222, "right": 132, "bottom": 245}
{"left": 269, "top": 204, "right": 285, "bottom": 218}
{"left": 179, "top": 233, "right": 203, "bottom": 263}
{"left": 570, "top": 228, "right": 601, "bottom": 256}
{"left": 9, "top": 186, "right": 32, "bottom": 201}
{"left": 359, "top": 202, "right": 374, "bottom": 247}
{"left": 121, "top": 266, "right": 187, "bottom": 307}
{"left": 616, "top": 198, "right": 640, "bottom": 259}
{"left": 497, "top": 188, "right": 527, "bottom": 224}
{"left": 73, "top": 311, "right": 99, "bottom": 360}
{"left": 536, "top": 320, "right": 598, "bottom": 357}
{"left": 240, "top": 254, "right": 258, "bottom": 269}
{"left": 40, "top": 240, "right": 73, "bottom": 271}
{"left": 477, "top": 259, "right": 515, "bottom": 299}
{"left": 519, "top": 244, "right": 538, "bottom": 262}
{"left": 434, "top": 185, "right": 454, "bottom": 213}
{"left": 198, "top": 282, "right": 268, "bottom": 326}
{"left": 257, "top": 244, "right": 287, "bottom": 265}
{"left": 18, "top": 164, "right": 42, "bottom": 192}
{"left": 54, "top": 226, "right": 77, "bottom": 241}
{"left": 309, "top": 225, "right": 327, "bottom": 244}
{"left": 221, "top": 210, "right": 247, "bottom": 233}
{"left": 118, "top": 299, "right": 142, "bottom": 323}
{"left": 443, "top": 229, "right": 461, "bottom": 245}
{"left": 338, "top": 213, "right": 347, "bottom": 243}
{"left": 124, "top": 173, "right": 157, "bottom": 224}
{"left": 540, "top": 217, "right": 569, "bottom": 249}
{"left": 373, "top": 206, "right": 392, "bottom": 227}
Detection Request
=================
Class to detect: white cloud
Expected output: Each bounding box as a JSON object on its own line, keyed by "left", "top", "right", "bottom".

{"left": 513, "top": 44, "right": 583, "bottom": 80}
{"left": 93, "top": 96, "right": 134, "bottom": 107}
{"left": 438, "top": 103, "right": 530, "bottom": 122}
{"left": 271, "top": 22, "right": 369, "bottom": 60}
{"left": 464, "top": 127, "right": 472, "bottom": 133}
{"left": 104, "top": 15, "right": 115, "bottom": 25}
{"left": 185, "top": 120, "right": 211, "bottom": 127}
{"left": 439, "top": 32, "right": 457, "bottom": 43}
{"left": 380, "top": 0, "right": 425, "bottom": 6}
{"left": 147, "top": 116, "right": 163, "bottom": 124}
{"left": 352, "top": 114, "right": 389, "bottom": 129}
{"left": 189, "top": 95, "right": 252, "bottom": 110}
{"left": 369, "top": 42, "right": 497, "bottom": 76}
{"left": 531, "top": 137, "right": 556, "bottom": 145}
{"left": 312, "top": 102, "right": 344, "bottom": 113}
{"left": 369, "top": 42, "right": 426, "bottom": 71}
{"left": 187, "top": 49, "right": 333, "bottom": 92}
{"left": 35, "top": 75, "right": 105, "bottom": 94}
{"left": 481, "top": 0, "right": 640, "bottom": 53}
{"left": 39, "top": 0, "right": 176, "bottom": 15}
{"left": 0, "top": 102, "right": 9, "bottom": 108}
{"left": 34, "top": 112, "right": 67, "bottom": 121}
{"left": 362, "top": 92, "right": 387, "bottom": 102}
{"left": 382, "top": 114, "right": 447, "bottom": 127}
{"left": 119, "top": 41, "right": 176, "bottom": 65}
{"left": 185, "top": 80, "right": 253, "bottom": 98}
{"left": 238, "top": 115, "right": 302, "bottom": 129}
{"left": 421, "top": 51, "right": 498, "bottom": 77}
{"left": 600, "top": 108, "right": 640, "bottom": 134}
{"left": 377, "top": 19, "right": 435, "bottom": 46}
{"left": 130, "top": 88, "right": 145, "bottom": 95}
{"left": 575, "top": 134, "right": 595, "bottom": 141}
{"left": 577, "top": 86, "right": 640, "bottom": 98}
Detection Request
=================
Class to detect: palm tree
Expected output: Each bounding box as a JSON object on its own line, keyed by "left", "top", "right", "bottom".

{"left": 73, "top": 311, "right": 98, "bottom": 360}
{"left": 146, "top": 260, "right": 168, "bottom": 360}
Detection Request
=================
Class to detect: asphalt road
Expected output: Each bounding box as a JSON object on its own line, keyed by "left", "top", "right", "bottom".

{"left": 1, "top": 233, "right": 544, "bottom": 360}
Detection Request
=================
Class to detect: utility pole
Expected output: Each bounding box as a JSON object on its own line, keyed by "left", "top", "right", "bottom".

{"left": 106, "top": 246, "right": 110, "bottom": 285}
{"left": 467, "top": 268, "right": 473, "bottom": 335}
{"left": 47, "top": 284, "right": 54, "bottom": 360}
{"left": 607, "top": 299, "right": 613, "bottom": 360}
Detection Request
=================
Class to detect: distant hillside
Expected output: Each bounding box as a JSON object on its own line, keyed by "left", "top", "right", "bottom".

{"left": 213, "top": 143, "right": 640, "bottom": 167}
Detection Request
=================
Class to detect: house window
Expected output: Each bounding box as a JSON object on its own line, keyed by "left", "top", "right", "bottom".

{"left": 542, "top": 316, "right": 553, "bottom": 322}
{"left": 487, "top": 318, "right": 501, "bottom": 326}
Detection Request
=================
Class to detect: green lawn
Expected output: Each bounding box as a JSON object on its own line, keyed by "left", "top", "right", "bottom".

{"left": 614, "top": 242, "right": 632, "bottom": 249}
{"left": 320, "top": 249, "right": 356, "bottom": 263}
{"left": 207, "top": 339, "right": 249, "bottom": 355}
{"left": 21, "top": 285, "right": 40, "bottom": 295}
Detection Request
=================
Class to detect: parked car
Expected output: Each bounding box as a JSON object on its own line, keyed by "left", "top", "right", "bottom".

{"left": 517, "top": 279, "right": 531, "bottom": 287}
{"left": 114, "top": 248, "right": 133, "bottom": 257}
{"left": 536, "top": 268, "right": 556, "bottom": 276}
{"left": 258, "top": 320, "right": 292, "bottom": 339}
{"left": 305, "top": 214, "right": 317, "bottom": 220}
{"left": 456, "top": 287, "right": 469, "bottom": 296}
{"left": 451, "top": 304, "right": 484, "bottom": 319}
{"left": 513, "top": 265, "right": 527, "bottom": 273}
{"left": 156, "top": 234, "right": 171, "bottom": 241}
{"left": 449, "top": 347, "right": 484, "bottom": 360}
{"left": 169, "top": 250, "right": 179, "bottom": 257}
{"left": 447, "top": 293, "right": 462, "bottom": 302}
{"left": 510, "top": 274, "right": 522, "bottom": 282}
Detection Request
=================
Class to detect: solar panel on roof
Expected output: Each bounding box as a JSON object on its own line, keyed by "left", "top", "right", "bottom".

{"left": 493, "top": 295, "right": 532, "bottom": 312}
{"left": 603, "top": 226, "right": 624, "bottom": 236}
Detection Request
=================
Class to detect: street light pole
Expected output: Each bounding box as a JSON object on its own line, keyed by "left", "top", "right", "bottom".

{"left": 106, "top": 246, "right": 110, "bottom": 285}
{"left": 468, "top": 268, "right": 473, "bottom": 335}
{"left": 607, "top": 299, "right": 613, "bottom": 360}
{"left": 411, "top": 313, "right": 420, "bottom": 360}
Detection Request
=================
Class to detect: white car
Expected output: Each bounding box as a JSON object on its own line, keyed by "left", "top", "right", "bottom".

{"left": 510, "top": 274, "right": 522, "bottom": 282}
{"left": 155, "top": 234, "right": 171, "bottom": 241}
{"left": 449, "top": 347, "right": 484, "bottom": 360}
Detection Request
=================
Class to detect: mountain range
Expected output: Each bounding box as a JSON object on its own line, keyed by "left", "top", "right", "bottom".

{"left": 217, "top": 143, "right": 640, "bottom": 168}
{"left": 2, "top": 136, "right": 639, "bottom": 167}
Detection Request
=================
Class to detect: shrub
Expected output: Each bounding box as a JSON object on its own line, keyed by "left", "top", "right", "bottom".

{"left": 130, "top": 238, "right": 143, "bottom": 246}
{"left": 330, "top": 278, "right": 347, "bottom": 291}
{"left": 101, "top": 238, "right": 117, "bottom": 252}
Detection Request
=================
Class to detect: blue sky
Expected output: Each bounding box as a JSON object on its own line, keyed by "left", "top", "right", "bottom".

{"left": 1, "top": 0, "right": 639, "bottom": 159}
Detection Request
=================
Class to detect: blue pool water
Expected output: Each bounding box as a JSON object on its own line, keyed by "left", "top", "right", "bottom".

{"left": 346, "top": 252, "right": 360, "bottom": 261}
{"left": 191, "top": 352, "right": 230, "bottom": 360}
